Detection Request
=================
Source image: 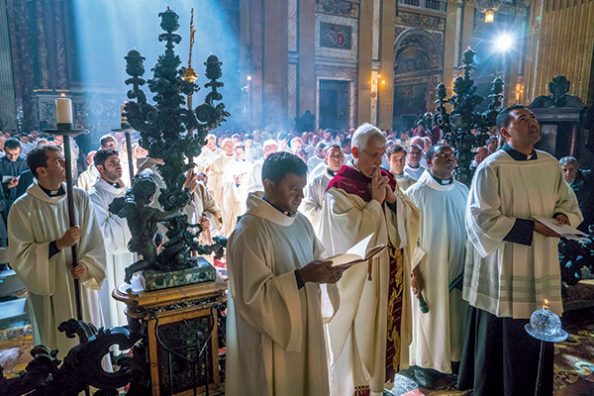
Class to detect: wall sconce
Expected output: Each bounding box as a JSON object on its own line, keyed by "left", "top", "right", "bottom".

{"left": 515, "top": 82, "right": 524, "bottom": 103}
{"left": 484, "top": 8, "right": 496, "bottom": 23}
{"left": 370, "top": 73, "right": 386, "bottom": 98}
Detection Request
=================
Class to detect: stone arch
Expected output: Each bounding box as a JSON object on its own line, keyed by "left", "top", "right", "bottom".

{"left": 392, "top": 28, "right": 443, "bottom": 130}
{"left": 394, "top": 28, "right": 442, "bottom": 75}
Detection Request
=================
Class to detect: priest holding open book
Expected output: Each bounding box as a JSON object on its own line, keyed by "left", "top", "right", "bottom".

{"left": 318, "top": 123, "right": 420, "bottom": 396}
{"left": 225, "top": 152, "right": 349, "bottom": 396}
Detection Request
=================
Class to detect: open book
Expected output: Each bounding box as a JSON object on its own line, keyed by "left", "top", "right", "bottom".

{"left": 325, "top": 234, "right": 386, "bottom": 268}
{"left": 533, "top": 216, "right": 586, "bottom": 241}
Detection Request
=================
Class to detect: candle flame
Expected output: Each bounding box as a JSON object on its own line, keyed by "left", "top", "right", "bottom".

{"left": 60, "top": 93, "right": 66, "bottom": 97}
{"left": 543, "top": 299, "right": 549, "bottom": 309}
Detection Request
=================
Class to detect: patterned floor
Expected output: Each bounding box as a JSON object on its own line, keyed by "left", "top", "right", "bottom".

{"left": 389, "top": 308, "right": 594, "bottom": 396}
{"left": 1, "top": 310, "right": 593, "bottom": 395}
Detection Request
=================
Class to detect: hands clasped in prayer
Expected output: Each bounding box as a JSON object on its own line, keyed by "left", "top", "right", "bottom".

{"left": 370, "top": 168, "right": 396, "bottom": 204}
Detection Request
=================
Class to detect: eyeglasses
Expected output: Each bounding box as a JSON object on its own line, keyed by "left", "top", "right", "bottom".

{"left": 362, "top": 149, "right": 385, "bottom": 161}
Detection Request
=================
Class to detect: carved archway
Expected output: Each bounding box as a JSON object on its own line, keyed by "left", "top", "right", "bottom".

{"left": 393, "top": 28, "right": 443, "bottom": 130}
{"left": 394, "top": 28, "right": 442, "bottom": 74}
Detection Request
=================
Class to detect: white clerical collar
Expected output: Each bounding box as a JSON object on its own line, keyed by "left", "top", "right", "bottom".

{"left": 418, "top": 170, "right": 456, "bottom": 191}
{"left": 245, "top": 192, "right": 296, "bottom": 226}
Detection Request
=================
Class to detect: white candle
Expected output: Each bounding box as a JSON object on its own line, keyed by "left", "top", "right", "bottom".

{"left": 55, "top": 97, "right": 73, "bottom": 124}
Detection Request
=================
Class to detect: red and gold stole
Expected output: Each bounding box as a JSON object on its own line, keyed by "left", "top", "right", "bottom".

{"left": 327, "top": 165, "right": 404, "bottom": 387}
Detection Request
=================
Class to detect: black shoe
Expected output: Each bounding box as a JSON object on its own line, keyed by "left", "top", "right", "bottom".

{"left": 413, "top": 366, "right": 436, "bottom": 388}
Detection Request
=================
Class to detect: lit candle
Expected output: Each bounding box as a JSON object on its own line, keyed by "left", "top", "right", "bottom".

{"left": 55, "top": 97, "right": 73, "bottom": 125}
{"left": 543, "top": 299, "right": 549, "bottom": 310}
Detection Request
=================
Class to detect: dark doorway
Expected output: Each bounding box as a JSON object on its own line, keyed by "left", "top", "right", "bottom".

{"left": 319, "top": 80, "right": 350, "bottom": 130}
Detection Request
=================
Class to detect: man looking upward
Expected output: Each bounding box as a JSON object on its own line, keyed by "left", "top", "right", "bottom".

{"left": 458, "top": 105, "right": 582, "bottom": 396}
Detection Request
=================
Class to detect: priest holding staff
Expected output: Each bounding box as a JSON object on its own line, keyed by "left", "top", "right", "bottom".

{"left": 319, "top": 123, "right": 420, "bottom": 396}
{"left": 225, "top": 152, "right": 348, "bottom": 396}
{"left": 458, "top": 105, "right": 582, "bottom": 396}
{"left": 8, "top": 145, "right": 106, "bottom": 354}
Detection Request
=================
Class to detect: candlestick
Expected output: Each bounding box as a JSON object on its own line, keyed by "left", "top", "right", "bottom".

{"left": 120, "top": 103, "right": 129, "bottom": 129}
{"left": 55, "top": 97, "right": 73, "bottom": 125}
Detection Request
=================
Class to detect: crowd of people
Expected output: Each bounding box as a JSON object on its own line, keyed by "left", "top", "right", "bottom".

{"left": 0, "top": 104, "right": 592, "bottom": 395}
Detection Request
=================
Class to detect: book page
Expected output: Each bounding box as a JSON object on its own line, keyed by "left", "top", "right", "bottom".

{"left": 326, "top": 234, "right": 385, "bottom": 267}
{"left": 533, "top": 216, "right": 585, "bottom": 237}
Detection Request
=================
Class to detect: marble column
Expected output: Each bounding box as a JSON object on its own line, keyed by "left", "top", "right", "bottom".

{"left": 0, "top": 1, "right": 16, "bottom": 130}
{"left": 298, "top": 0, "right": 316, "bottom": 118}
{"left": 262, "top": 0, "right": 289, "bottom": 129}
{"left": 357, "top": 0, "right": 373, "bottom": 125}
{"left": 378, "top": 0, "right": 395, "bottom": 131}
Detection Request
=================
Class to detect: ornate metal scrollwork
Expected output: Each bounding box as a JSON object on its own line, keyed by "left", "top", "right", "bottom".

{"left": 0, "top": 320, "right": 146, "bottom": 395}
{"left": 117, "top": 7, "right": 229, "bottom": 274}
{"left": 434, "top": 48, "right": 504, "bottom": 185}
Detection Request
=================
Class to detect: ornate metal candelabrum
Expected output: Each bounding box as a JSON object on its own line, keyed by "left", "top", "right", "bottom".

{"left": 434, "top": 48, "right": 504, "bottom": 185}
{"left": 0, "top": 9, "right": 230, "bottom": 395}
{"left": 113, "top": 7, "right": 229, "bottom": 282}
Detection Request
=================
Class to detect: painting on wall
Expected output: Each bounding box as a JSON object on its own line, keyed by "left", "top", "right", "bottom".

{"left": 394, "top": 83, "right": 427, "bottom": 117}
{"left": 320, "top": 22, "right": 352, "bottom": 50}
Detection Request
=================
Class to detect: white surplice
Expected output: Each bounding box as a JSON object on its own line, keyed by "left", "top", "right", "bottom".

{"left": 405, "top": 170, "right": 469, "bottom": 373}
{"left": 403, "top": 164, "right": 425, "bottom": 181}
{"left": 208, "top": 153, "right": 234, "bottom": 206}
{"left": 89, "top": 178, "right": 134, "bottom": 327}
{"left": 246, "top": 159, "right": 264, "bottom": 193}
{"left": 221, "top": 158, "right": 251, "bottom": 236}
{"left": 225, "top": 193, "right": 330, "bottom": 396}
{"left": 464, "top": 149, "right": 582, "bottom": 318}
{"left": 318, "top": 171, "right": 420, "bottom": 396}
{"left": 77, "top": 164, "right": 99, "bottom": 191}
{"left": 8, "top": 183, "right": 106, "bottom": 354}
{"left": 395, "top": 173, "right": 416, "bottom": 192}
{"left": 299, "top": 168, "right": 333, "bottom": 233}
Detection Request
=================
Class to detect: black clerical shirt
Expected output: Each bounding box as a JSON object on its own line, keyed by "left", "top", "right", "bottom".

{"left": 38, "top": 184, "right": 66, "bottom": 259}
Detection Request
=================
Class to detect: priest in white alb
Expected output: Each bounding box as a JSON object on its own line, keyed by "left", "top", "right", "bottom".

{"left": 208, "top": 138, "right": 235, "bottom": 206}
{"left": 89, "top": 148, "right": 134, "bottom": 328}
{"left": 246, "top": 139, "right": 278, "bottom": 193}
{"left": 8, "top": 145, "right": 106, "bottom": 354}
{"left": 458, "top": 105, "right": 582, "bottom": 396}
{"left": 405, "top": 144, "right": 468, "bottom": 387}
{"left": 226, "top": 152, "right": 348, "bottom": 396}
{"left": 77, "top": 150, "right": 99, "bottom": 191}
{"left": 388, "top": 145, "right": 416, "bottom": 191}
{"left": 299, "top": 143, "right": 344, "bottom": 232}
{"left": 318, "top": 123, "right": 420, "bottom": 396}
{"left": 221, "top": 143, "right": 251, "bottom": 236}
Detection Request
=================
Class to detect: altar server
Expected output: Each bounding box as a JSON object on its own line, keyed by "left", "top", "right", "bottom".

{"left": 8, "top": 145, "right": 106, "bottom": 354}
{"left": 89, "top": 149, "right": 134, "bottom": 327}
{"left": 458, "top": 105, "right": 582, "bottom": 396}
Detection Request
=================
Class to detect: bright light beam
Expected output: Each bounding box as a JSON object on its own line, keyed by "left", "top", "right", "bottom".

{"left": 493, "top": 33, "right": 514, "bottom": 53}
